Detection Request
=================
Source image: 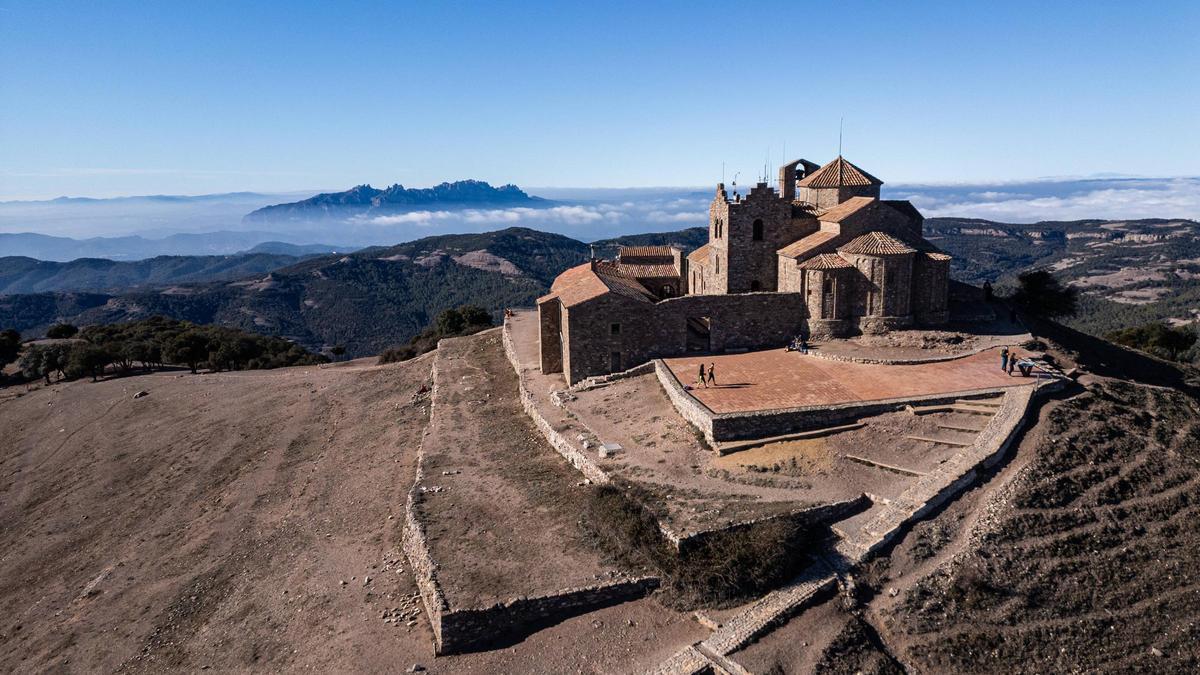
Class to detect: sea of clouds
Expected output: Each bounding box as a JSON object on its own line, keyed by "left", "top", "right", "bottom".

{"left": 2, "top": 177, "right": 1196, "bottom": 257}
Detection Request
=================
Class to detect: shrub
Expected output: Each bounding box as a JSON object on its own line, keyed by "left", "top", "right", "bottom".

{"left": 0, "top": 329, "right": 20, "bottom": 370}
{"left": 45, "top": 323, "right": 79, "bottom": 339}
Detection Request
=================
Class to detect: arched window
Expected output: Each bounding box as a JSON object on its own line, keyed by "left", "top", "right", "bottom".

{"left": 752, "top": 219, "right": 764, "bottom": 241}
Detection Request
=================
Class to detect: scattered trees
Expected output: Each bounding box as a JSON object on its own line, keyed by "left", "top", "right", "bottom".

{"left": 1009, "top": 270, "right": 1079, "bottom": 319}
{"left": 1106, "top": 322, "right": 1199, "bottom": 363}
{"left": 4, "top": 316, "right": 326, "bottom": 386}
{"left": 379, "top": 305, "right": 494, "bottom": 364}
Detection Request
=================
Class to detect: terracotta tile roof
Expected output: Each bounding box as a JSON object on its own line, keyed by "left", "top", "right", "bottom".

{"left": 818, "top": 196, "right": 876, "bottom": 223}
{"left": 797, "top": 253, "right": 854, "bottom": 270}
{"left": 618, "top": 245, "right": 674, "bottom": 259}
{"left": 923, "top": 251, "right": 952, "bottom": 261}
{"left": 791, "top": 202, "right": 823, "bottom": 217}
{"left": 778, "top": 230, "right": 839, "bottom": 259}
{"left": 881, "top": 199, "right": 922, "bottom": 222}
{"left": 539, "top": 261, "right": 656, "bottom": 307}
{"left": 838, "top": 231, "right": 917, "bottom": 256}
{"left": 593, "top": 261, "right": 660, "bottom": 303}
{"left": 796, "top": 157, "right": 882, "bottom": 188}
{"left": 686, "top": 243, "right": 712, "bottom": 264}
{"left": 617, "top": 262, "right": 680, "bottom": 278}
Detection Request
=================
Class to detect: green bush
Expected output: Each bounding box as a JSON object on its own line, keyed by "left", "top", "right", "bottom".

{"left": 45, "top": 323, "right": 79, "bottom": 339}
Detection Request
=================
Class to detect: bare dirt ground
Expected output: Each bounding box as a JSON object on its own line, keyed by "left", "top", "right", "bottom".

{"left": 0, "top": 356, "right": 437, "bottom": 672}
{"left": 415, "top": 331, "right": 647, "bottom": 608}
{"left": 0, "top": 355, "right": 705, "bottom": 674}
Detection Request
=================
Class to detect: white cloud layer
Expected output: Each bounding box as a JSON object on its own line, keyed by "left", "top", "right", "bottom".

{"left": 894, "top": 177, "right": 1200, "bottom": 223}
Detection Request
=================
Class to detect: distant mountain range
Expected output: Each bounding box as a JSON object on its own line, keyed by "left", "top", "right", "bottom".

{"left": 0, "top": 232, "right": 351, "bottom": 262}
{"left": 244, "top": 180, "right": 549, "bottom": 223}
{"left": 0, "top": 227, "right": 694, "bottom": 357}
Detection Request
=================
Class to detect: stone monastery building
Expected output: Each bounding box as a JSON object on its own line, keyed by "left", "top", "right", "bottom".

{"left": 538, "top": 157, "right": 952, "bottom": 384}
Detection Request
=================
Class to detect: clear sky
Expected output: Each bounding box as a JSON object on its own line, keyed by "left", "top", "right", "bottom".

{"left": 1, "top": 0, "right": 1197, "bottom": 199}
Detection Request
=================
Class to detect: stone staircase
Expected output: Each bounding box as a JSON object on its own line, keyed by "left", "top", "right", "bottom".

{"left": 647, "top": 384, "right": 1048, "bottom": 674}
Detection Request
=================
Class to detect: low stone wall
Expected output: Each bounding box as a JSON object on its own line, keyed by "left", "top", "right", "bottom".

{"left": 570, "top": 360, "right": 656, "bottom": 392}
{"left": 711, "top": 387, "right": 1012, "bottom": 442}
{"left": 402, "top": 356, "right": 449, "bottom": 651}
{"left": 405, "top": 334, "right": 661, "bottom": 655}
{"left": 436, "top": 577, "right": 660, "bottom": 654}
{"left": 834, "top": 381, "right": 1063, "bottom": 565}
{"left": 802, "top": 346, "right": 985, "bottom": 366}
{"left": 502, "top": 321, "right": 610, "bottom": 485}
{"left": 657, "top": 357, "right": 1014, "bottom": 444}
{"left": 653, "top": 358, "right": 716, "bottom": 439}
{"left": 671, "top": 495, "right": 868, "bottom": 555}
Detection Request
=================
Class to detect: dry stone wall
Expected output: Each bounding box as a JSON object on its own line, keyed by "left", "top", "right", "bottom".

{"left": 502, "top": 321, "right": 610, "bottom": 485}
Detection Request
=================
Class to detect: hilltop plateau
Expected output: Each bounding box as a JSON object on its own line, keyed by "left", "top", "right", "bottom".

{"left": 1, "top": 314, "right": 1197, "bottom": 672}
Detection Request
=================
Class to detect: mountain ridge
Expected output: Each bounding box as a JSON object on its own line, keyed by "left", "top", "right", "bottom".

{"left": 243, "top": 179, "right": 549, "bottom": 223}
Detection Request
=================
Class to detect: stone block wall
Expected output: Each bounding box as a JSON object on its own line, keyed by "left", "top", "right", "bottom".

{"left": 435, "top": 578, "right": 660, "bottom": 654}
{"left": 560, "top": 292, "right": 808, "bottom": 384}
{"left": 502, "top": 322, "right": 611, "bottom": 485}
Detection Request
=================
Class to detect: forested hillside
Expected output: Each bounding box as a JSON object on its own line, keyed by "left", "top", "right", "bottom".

{"left": 3, "top": 218, "right": 1199, "bottom": 358}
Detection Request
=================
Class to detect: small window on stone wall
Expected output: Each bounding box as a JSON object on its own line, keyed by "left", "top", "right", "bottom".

{"left": 823, "top": 278, "right": 833, "bottom": 293}
{"left": 661, "top": 285, "right": 674, "bottom": 297}
{"left": 610, "top": 322, "right": 621, "bottom": 335}
{"left": 753, "top": 219, "right": 764, "bottom": 241}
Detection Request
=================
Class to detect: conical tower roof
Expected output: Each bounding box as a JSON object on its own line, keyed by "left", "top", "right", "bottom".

{"left": 796, "top": 157, "right": 882, "bottom": 188}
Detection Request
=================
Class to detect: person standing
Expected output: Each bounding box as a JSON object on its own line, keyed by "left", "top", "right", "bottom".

{"left": 1001, "top": 346, "right": 1010, "bottom": 372}
{"left": 1007, "top": 351, "right": 1017, "bottom": 376}
{"left": 698, "top": 363, "right": 707, "bottom": 388}
{"left": 707, "top": 363, "right": 716, "bottom": 387}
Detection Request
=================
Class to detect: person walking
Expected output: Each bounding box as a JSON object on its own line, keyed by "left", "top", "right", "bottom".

{"left": 707, "top": 363, "right": 716, "bottom": 387}
{"left": 1007, "top": 351, "right": 1017, "bottom": 376}
{"left": 698, "top": 363, "right": 707, "bottom": 388}
{"left": 1001, "top": 346, "right": 1010, "bottom": 372}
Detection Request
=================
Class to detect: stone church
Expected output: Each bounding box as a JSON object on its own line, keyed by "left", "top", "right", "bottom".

{"left": 538, "top": 157, "right": 951, "bottom": 384}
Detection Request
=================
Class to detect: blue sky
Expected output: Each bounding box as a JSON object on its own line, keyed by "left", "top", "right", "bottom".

{"left": 1, "top": 0, "right": 1197, "bottom": 199}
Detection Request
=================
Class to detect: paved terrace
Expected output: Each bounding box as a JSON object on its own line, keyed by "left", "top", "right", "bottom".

{"left": 665, "top": 347, "right": 1028, "bottom": 414}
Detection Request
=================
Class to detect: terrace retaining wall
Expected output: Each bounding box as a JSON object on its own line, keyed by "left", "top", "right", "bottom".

{"left": 502, "top": 322, "right": 611, "bottom": 485}
{"left": 656, "top": 358, "right": 1015, "bottom": 443}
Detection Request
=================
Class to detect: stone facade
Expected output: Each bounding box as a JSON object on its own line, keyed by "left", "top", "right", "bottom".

{"left": 539, "top": 155, "right": 952, "bottom": 384}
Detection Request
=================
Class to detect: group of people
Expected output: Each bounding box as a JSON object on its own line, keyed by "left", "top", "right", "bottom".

{"left": 1000, "top": 346, "right": 1036, "bottom": 377}
{"left": 696, "top": 362, "right": 717, "bottom": 388}
{"left": 786, "top": 335, "right": 810, "bottom": 354}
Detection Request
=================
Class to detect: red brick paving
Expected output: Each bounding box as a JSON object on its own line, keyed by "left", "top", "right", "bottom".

{"left": 664, "top": 347, "right": 1030, "bottom": 413}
